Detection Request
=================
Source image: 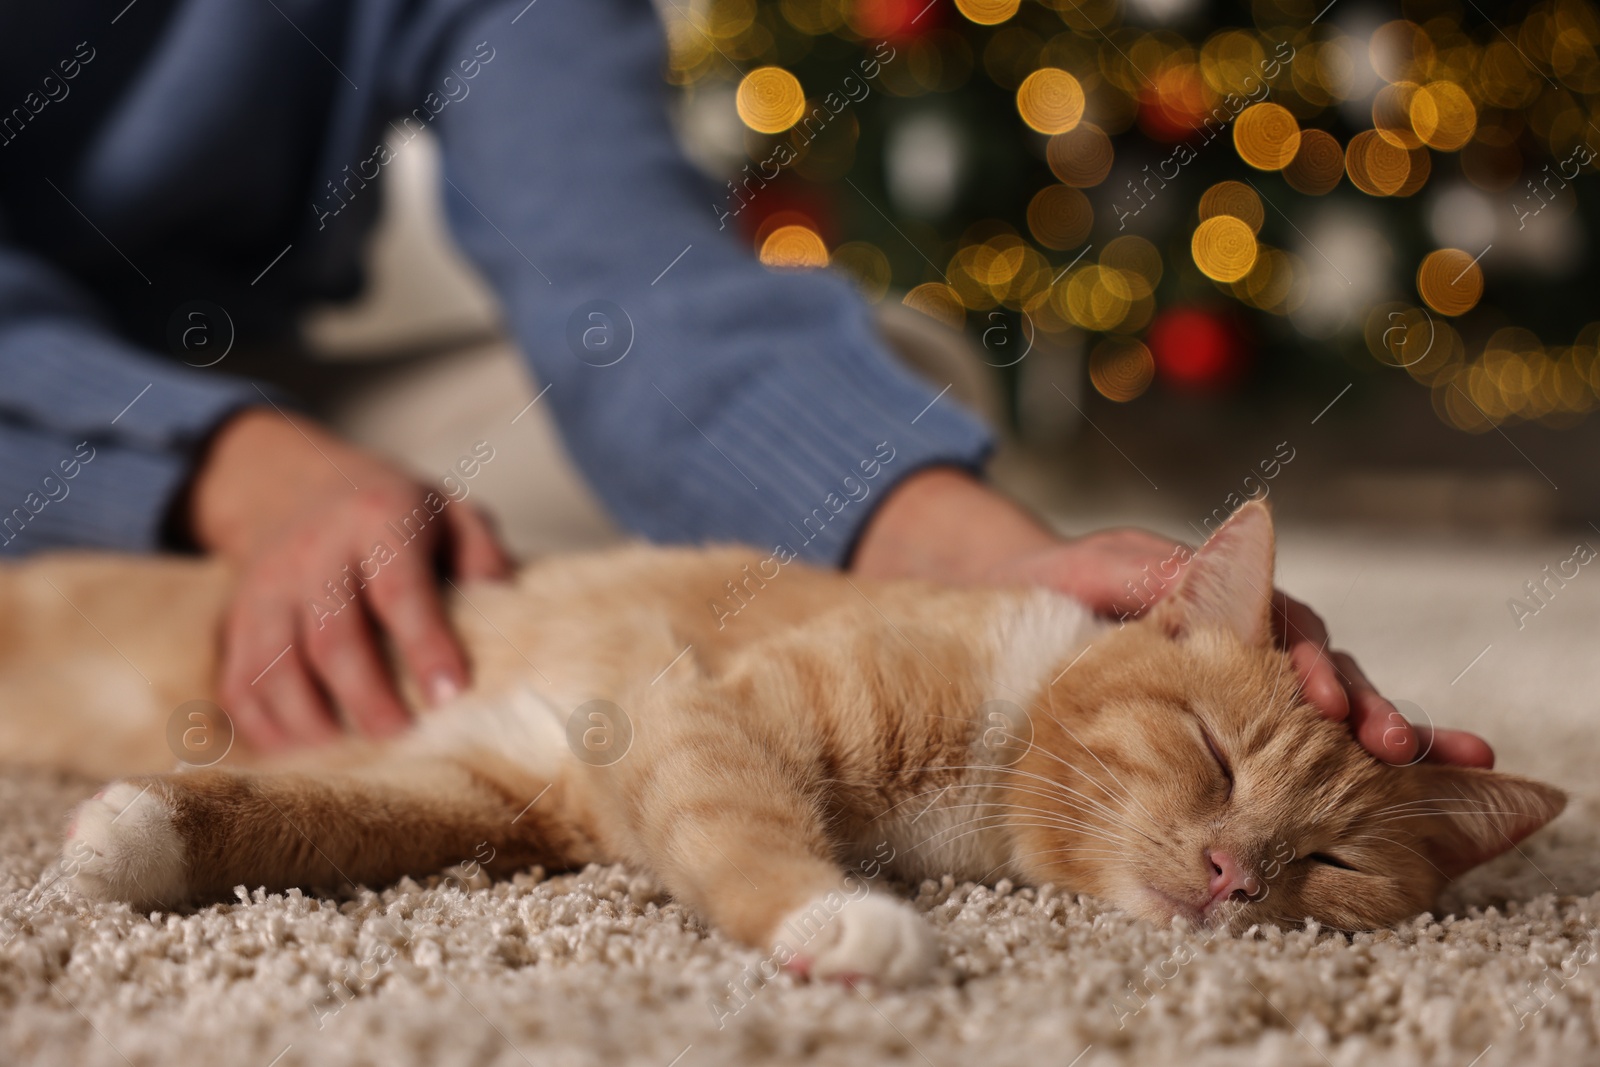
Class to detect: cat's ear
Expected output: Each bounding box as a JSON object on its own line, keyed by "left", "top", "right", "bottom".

{"left": 1156, "top": 500, "right": 1276, "bottom": 647}
{"left": 1409, "top": 765, "right": 1567, "bottom": 879}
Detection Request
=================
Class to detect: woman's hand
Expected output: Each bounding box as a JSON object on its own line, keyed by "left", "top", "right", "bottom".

{"left": 184, "top": 408, "right": 511, "bottom": 750}
{"left": 850, "top": 466, "right": 1493, "bottom": 768}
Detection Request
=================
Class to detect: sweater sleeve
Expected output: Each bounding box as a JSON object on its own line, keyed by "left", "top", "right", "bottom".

{"left": 419, "top": 0, "right": 993, "bottom": 564}
{"left": 0, "top": 234, "right": 260, "bottom": 554}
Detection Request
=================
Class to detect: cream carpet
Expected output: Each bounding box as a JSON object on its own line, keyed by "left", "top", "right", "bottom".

{"left": 2, "top": 526, "right": 1597, "bottom": 1067}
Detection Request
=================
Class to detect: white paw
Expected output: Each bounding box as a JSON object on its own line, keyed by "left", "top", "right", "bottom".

{"left": 774, "top": 891, "right": 937, "bottom": 986}
{"left": 64, "top": 781, "right": 188, "bottom": 908}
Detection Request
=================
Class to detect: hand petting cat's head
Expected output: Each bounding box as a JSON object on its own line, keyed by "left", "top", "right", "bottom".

{"left": 1011, "top": 501, "right": 1565, "bottom": 933}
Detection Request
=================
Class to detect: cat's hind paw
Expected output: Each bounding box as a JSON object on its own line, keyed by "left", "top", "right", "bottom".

{"left": 775, "top": 892, "right": 937, "bottom": 987}
{"left": 64, "top": 780, "right": 188, "bottom": 909}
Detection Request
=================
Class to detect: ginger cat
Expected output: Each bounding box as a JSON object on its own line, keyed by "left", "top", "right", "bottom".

{"left": 0, "top": 502, "right": 1565, "bottom": 986}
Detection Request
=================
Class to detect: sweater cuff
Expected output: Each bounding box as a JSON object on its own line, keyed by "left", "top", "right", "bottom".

{"left": 698, "top": 343, "right": 995, "bottom": 567}
{"left": 0, "top": 424, "right": 196, "bottom": 553}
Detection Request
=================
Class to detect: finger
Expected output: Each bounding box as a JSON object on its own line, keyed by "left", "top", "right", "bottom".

{"left": 301, "top": 595, "right": 413, "bottom": 740}
{"left": 216, "top": 609, "right": 294, "bottom": 752}
{"left": 218, "top": 667, "right": 290, "bottom": 753}
{"left": 1272, "top": 592, "right": 1329, "bottom": 650}
{"left": 443, "top": 503, "right": 513, "bottom": 581}
{"left": 363, "top": 546, "right": 469, "bottom": 706}
{"left": 1290, "top": 642, "right": 1348, "bottom": 722}
{"left": 253, "top": 643, "right": 343, "bottom": 746}
{"left": 1416, "top": 726, "right": 1496, "bottom": 768}
{"left": 1331, "top": 650, "right": 1419, "bottom": 765}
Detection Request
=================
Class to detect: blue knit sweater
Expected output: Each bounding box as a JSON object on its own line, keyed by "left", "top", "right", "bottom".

{"left": 0, "top": 0, "right": 990, "bottom": 563}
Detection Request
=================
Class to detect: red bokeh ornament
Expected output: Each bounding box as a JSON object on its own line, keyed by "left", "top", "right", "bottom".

{"left": 1146, "top": 306, "right": 1248, "bottom": 391}
{"left": 850, "top": 0, "right": 940, "bottom": 40}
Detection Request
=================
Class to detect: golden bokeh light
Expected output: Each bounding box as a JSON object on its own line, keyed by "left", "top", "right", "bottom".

{"left": 778, "top": 0, "right": 845, "bottom": 36}
{"left": 1100, "top": 235, "right": 1163, "bottom": 292}
{"left": 1232, "top": 247, "right": 1303, "bottom": 314}
{"left": 1016, "top": 68, "right": 1085, "bottom": 134}
{"left": 1192, "top": 215, "right": 1258, "bottom": 283}
{"left": 1047, "top": 122, "right": 1114, "bottom": 186}
{"left": 829, "top": 241, "right": 891, "bottom": 302}
{"left": 1061, "top": 266, "right": 1134, "bottom": 331}
{"left": 1372, "top": 82, "right": 1424, "bottom": 149}
{"left": 1345, "top": 129, "right": 1412, "bottom": 195}
{"left": 1417, "top": 248, "right": 1484, "bottom": 316}
{"left": 1395, "top": 145, "right": 1431, "bottom": 196}
{"left": 1411, "top": 81, "right": 1477, "bottom": 151}
{"left": 1199, "top": 180, "right": 1264, "bottom": 233}
{"left": 1027, "top": 185, "right": 1094, "bottom": 250}
{"left": 1283, "top": 129, "right": 1345, "bottom": 195}
{"left": 1089, "top": 339, "right": 1156, "bottom": 402}
{"left": 759, "top": 224, "right": 829, "bottom": 269}
{"left": 1233, "top": 103, "right": 1301, "bottom": 170}
{"left": 956, "top": 0, "right": 1021, "bottom": 26}
{"left": 946, "top": 244, "right": 1001, "bottom": 310}
{"left": 736, "top": 67, "right": 807, "bottom": 134}
{"left": 902, "top": 282, "right": 967, "bottom": 332}
{"left": 1366, "top": 302, "right": 1444, "bottom": 373}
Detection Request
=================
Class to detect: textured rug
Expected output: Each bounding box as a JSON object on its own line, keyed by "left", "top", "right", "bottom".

{"left": 3, "top": 526, "right": 1597, "bottom": 1067}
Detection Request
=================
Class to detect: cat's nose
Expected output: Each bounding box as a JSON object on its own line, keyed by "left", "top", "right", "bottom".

{"left": 1205, "top": 849, "right": 1260, "bottom": 904}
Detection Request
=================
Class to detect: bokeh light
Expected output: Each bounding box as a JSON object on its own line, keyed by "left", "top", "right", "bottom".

{"left": 1192, "top": 215, "right": 1258, "bottom": 282}
{"left": 1233, "top": 103, "right": 1301, "bottom": 171}
{"left": 1027, "top": 185, "right": 1094, "bottom": 249}
{"left": 1089, "top": 339, "right": 1156, "bottom": 402}
{"left": 1411, "top": 81, "right": 1477, "bottom": 150}
{"left": 1016, "top": 68, "right": 1085, "bottom": 134}
{"left": 830, "top": 241, "right": 891, "bottom": 302}
{"left": 759, "top": 224, "right": 829, "bottom": 268}
{"left": 1199, "top": 180, "right": 1263, "bottom": 234}
{"left": 956, "top": 0, "right": 1021, "bottom": 26}
{"left": 1283, "top": 129, "right": 1345, "bottom": 194}
{"left": 1047, "top": 123, "right": 1114, "bottom": 186}
{"left": 1346, "top": 129, "right": 1413, "bottom": 195}
{"left": 1416, "top": 248, "right": 1484, "bottom": 316}
{"left": 736, "top": 67, "right": 807, "bottom": 134}
{"left": 903, "top": 282, "right": 967, "bottom": 331}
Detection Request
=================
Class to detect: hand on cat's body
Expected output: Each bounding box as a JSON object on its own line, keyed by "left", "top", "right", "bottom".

{"left": 185, "top": 407, "right": 511, "bottom": 750}
{"left": 851, "top": 466, "right": 1493, "bottom": 769}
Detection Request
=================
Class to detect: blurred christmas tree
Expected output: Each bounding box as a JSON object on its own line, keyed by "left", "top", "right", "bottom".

{"left": 662, "top": 0, "right": 1600, "bottom": 437}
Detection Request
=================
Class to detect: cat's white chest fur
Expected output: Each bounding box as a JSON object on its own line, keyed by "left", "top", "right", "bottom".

{"left": 851, "top": 588, "right": 1101, "bottom": 887}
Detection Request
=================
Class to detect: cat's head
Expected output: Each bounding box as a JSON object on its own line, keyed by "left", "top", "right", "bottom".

{"left": 1011, "top": 501, "right": 1565, "bottom": 933}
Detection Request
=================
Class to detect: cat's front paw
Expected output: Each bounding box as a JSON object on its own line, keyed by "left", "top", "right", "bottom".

{"left": 64, "top": 779, "right": 188, "bottom": 908}
{"left": 774, "top": 891, "right": 937, "bottom": 987}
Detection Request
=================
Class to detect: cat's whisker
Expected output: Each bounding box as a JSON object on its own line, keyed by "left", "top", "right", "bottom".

{"left": 891, "top": 791, "right": 1114, "bottom": 827}
{"left": 851, "top": 768, "right": 1122, "bottom": 826}
{"left": 1013, "top": 744, "right": 1164, "bottom": 848}
{"left": 876, "top": 787, "right": 1134, "bottom": 843}
{"left": 1038, "top": 689, "right": 1164, "bottom": 830}
{"left": 1374, "top": 809, "right": 1527, "bottom": 825}
{"left": 866, "top": 762, "right": 1136, "bottom": 831}
{"left": 906, "top": 805, "right": 1131, "bottom": 850}
{"left": 1346, "top": 831, "right": 1451, "bottom": 879}
{"left": 1014, "top": 846, "right": 1127, "bottom": 861}
{"left": 1368, "top": 796, "right": 1507, "bottom": 816}
{"left": 909, "top": 817, "right": 1120, "bottom": 858}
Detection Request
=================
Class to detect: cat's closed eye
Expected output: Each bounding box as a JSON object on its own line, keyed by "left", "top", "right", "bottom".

{"left": 1199, "top": 723, "right": 1233, "bottom": 798}
{"left": 1306, "top": 852, "right": 1359, "bottom": 872}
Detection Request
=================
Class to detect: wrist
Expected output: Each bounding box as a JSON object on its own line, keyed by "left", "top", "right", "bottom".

{"left": 848, "top": 466, "right": 1058, "bottom": 585}
{"left": 187, "top": 407, "right": 378, "bottom": 560}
